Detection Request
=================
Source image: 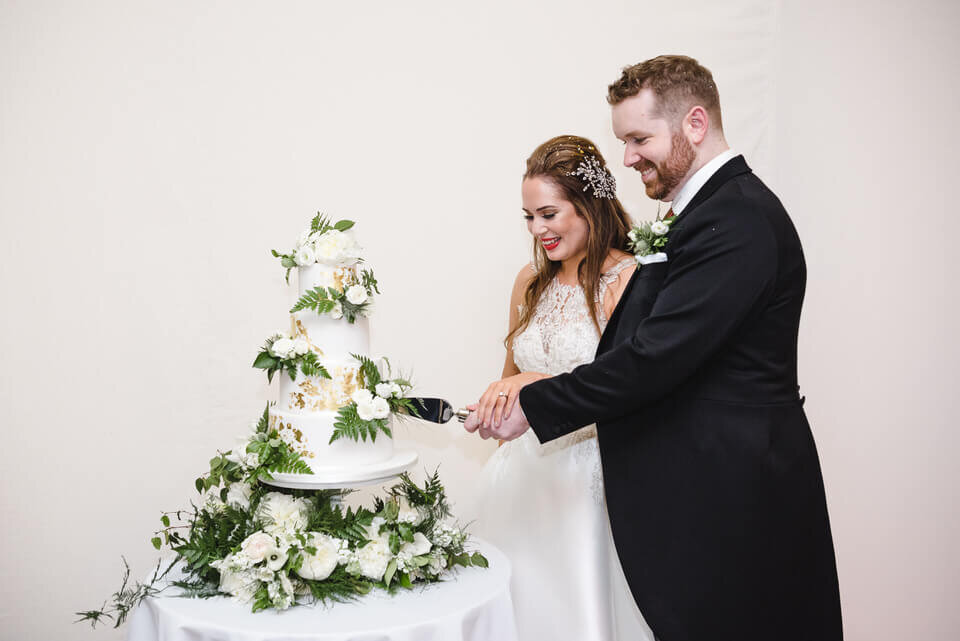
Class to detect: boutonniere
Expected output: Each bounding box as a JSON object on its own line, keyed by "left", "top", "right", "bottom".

{"left": 627, "top": 212, "right": 675, "bottom": 264}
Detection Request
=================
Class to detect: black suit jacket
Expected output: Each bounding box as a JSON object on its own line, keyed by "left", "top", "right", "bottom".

{"left": 519, "top": 156, "right": 842, "bottom": 641}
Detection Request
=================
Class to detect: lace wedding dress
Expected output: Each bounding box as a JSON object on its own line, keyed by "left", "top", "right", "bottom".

{"left": 473, "top": 258, "right": 653, "bottom": 641}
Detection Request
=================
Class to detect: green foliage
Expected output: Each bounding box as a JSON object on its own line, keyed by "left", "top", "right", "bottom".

{"left": 330, "top": 403, "right": 390, "bottom": 444}
{"left": 360, "top": 268, "right": 380, "bottom": 294}
{"left": 353, "top": 353, "right": 382, "bottom": 389}
{"left": 74, "top": 557, "right": 175, "bottom": 629}
{"left": 298, "top": 352, "right": 330, "bottom": 379}
{"left": 290, "top": 286, "right": 338, "bottom": 315}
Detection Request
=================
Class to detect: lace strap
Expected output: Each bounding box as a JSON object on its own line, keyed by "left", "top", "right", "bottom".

{"left": 595, "top": 257, "right": 636, "bottom": 303}
{"left": 595, "top": 257, "right": 636, "bottom": 328}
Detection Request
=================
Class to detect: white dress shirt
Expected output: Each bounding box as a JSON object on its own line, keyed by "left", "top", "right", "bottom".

{"left": 669, "top": 148, "right": 738, "bottom": 215}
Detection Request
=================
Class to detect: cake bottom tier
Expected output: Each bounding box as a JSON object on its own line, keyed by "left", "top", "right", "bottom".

{"left": 269, "top": 408, "right": 394, "bottom": 469}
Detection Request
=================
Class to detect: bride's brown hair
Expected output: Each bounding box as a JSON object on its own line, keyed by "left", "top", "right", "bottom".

{"left": 505, "top": 135, "right": 632, "bottom": 348}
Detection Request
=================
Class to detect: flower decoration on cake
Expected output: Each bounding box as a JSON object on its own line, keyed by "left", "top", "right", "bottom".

{"left": 290, "top": 266, "right": 379, "bottom": 324}
{"left": 330, "top": 355, "right": 417, "bottom": 443}
{"left": 273, "top": 214, "right": 364, "bottom": 279}
{"left": 252, "top": 331, "right": 330, "bottom": 383}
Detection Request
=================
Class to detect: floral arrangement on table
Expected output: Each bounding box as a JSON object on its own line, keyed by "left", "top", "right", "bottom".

{"left": 627, "top": 215, "right": 675, "bottom": 259}
{"left": 77, "top": 407, "right": 487, "bottom": 629}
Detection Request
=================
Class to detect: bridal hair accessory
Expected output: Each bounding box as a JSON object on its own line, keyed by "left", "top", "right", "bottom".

{"left": 567, "top": 154, "right": 617, "bottom": 200}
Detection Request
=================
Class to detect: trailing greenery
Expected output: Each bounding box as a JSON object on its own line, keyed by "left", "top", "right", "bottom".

{"left": 78, "top": 406, "right": 486, "bottom": 626}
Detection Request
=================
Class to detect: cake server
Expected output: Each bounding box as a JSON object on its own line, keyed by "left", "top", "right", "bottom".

{"left": 406, "top": 397, "right": 471, "bottom": 424}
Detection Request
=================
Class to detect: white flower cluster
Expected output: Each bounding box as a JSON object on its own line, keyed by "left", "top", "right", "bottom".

{"left": 294, "top": 228, "right": 362, "bottom": 267}
{"left": 268, "top": 332, "right": 310, "bottom": 361}
{"left": 351, "top": 388, "right": 392, "bottom": 422}
{"left": 431, "top": 522, "right": 464, "bottom": 549}
{"left": 209, "top": 492, "right": 351, "bottom": 610}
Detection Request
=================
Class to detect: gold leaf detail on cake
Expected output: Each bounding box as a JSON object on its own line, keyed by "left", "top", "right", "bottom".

{"left": 293, "top": 319, "right": 324, "bottom": 356}
{"left": 289, "top": 392, "right": 307, "bottom": 410}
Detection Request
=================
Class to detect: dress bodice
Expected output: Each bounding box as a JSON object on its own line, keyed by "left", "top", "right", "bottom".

{"left": 512, "top": 257, "right": 635, "bottom": 376}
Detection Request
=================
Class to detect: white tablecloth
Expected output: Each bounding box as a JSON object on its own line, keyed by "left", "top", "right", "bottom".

{"left": 126, "top": 540, "right": 517, "bottom": 641}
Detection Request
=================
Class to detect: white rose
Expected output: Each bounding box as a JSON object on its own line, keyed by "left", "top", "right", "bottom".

{"left": 389, "top": 382, "right": 403, "bottom": 397}
{"left": 651, "top": 220, "right": 669, "bottom": 236}
{"left": 270, "top": 337, "right": 295, "bottom": 359}
{"left": 240, "top": 531, "right": 277, "bottom": 563}
{"left": 345, "top": 284, "right": 368, "bottom": 305}
{"left": 356, "top": 399, "right": 377, "bottom": 421}
{"left": 291, "top": 338, "right": 309, "bottom": 356}
{"left": 225, "top": 483, "right": 252, "bottom": 510}
{"left": 258, "top": 493, "right": 308, "bottom": 535}
{"left": 401, "top": 531, "right": 432, "bottom": 557}
{"left": 628, "top": 227, "right": 640, "bottom": 242}
{"left": 375, "top": 383, "right": 393, "bottom": 398}
{"left": 294, "top": 244, "right": 316, "bottom": 266}
{"left": 371, "top": 396, "right": 390, "bottom": 420}
{"left": 356, "top": 536, "right": 392, "bottom": 581}
{"left": 297, "top": 533, "right": 342, "bottom": 581}
{"left": 329, "top": 301, "right": 343, "bottom": 320}
{"left": 313, "top": 230, "right": 349, "bottom": 263}
{"left": 352, "top": 388, "right": 374, "bottom": 405}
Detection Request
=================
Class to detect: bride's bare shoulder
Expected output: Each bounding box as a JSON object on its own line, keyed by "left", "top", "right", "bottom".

{"left": 513, "top": 262, "right": 538, "bottom": 291}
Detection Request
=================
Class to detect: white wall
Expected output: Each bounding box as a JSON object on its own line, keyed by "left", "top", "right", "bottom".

{"left": 773, "top": 1, "right": 960, "bottom": 638}
{"left": 0, "top": 1, "right": 955, "bottom": 639}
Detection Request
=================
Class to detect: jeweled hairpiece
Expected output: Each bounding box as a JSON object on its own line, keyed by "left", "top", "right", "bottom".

{"left": 567, "top": 155, "right": 617, "bottom": 200}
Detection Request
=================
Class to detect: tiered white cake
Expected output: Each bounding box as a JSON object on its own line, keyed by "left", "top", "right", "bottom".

{"left": 271, "top": 263, "right": 393, "bottom": 469}
{"left": 259, "top": 218, "right": 417, "bottom": 488}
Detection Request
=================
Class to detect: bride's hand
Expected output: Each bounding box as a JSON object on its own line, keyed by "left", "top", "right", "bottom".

{"left": 475, "top": 372, "right": 547, "bottom": 430}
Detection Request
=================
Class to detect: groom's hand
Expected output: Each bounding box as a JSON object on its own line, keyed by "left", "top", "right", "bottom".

{"left": 463, "top": 402, "right": 530, "bottom": 441}
{"left": 489, "top": 401, "right": 530, "bottom": 441}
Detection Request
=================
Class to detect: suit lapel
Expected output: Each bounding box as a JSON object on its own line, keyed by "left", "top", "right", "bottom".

{"left": 676, "top": 155, "right": 752, "bottom": 221}
{"left": 595, "top": 156, "right": 753, "bottom": 356}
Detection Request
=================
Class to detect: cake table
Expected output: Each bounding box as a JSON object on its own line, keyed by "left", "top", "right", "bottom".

{"left": 125, "top": 539, "right": 516, "bottom": 641}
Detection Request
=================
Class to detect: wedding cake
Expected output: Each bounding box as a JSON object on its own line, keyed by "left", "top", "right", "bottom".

{"left": 254, "top": 215, "right": 417, "bottom": 483}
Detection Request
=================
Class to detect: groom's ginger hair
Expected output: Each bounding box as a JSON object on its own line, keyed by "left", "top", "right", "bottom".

{"left": 608, "top": 55, "right": 723, "bottom": 132}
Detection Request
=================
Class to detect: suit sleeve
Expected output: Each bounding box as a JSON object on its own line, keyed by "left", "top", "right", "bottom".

{"left": 519, "top": 193, "right": 779, "bottom": 442}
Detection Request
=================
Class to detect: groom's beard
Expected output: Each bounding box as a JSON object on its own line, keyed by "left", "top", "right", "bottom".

{"left": 636, "top": 130, "right": 696, "bottom": 200}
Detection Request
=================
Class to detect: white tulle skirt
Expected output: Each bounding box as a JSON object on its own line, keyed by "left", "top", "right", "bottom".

{"left": 471, "top": 427, "right": 654, "bottom": 641}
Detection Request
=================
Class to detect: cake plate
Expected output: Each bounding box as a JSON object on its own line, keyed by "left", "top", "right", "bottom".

{"left": 260, "top": 449, "right": 418, "bottom": 490}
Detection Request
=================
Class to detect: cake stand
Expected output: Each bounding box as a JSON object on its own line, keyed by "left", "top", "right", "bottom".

{"left": 259, "top": 449, "right": 419, "bottom": 490}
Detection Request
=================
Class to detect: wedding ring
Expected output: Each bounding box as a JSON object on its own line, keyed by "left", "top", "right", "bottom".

{"left": 498, "top": 392, "right": 506, "bottom": 397}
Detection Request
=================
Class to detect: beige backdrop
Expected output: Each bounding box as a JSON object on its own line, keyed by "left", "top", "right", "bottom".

{"left": 1, "top": 1, "right": 957, "bottom": 639}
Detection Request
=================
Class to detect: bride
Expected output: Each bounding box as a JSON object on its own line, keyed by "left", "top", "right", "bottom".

{"left": 469, "top": 135, "right": 653, "bottom": 640}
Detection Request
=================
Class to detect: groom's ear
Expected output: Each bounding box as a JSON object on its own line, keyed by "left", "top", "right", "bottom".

{"left": 683, "top": 105, "right": 710, "bottom": 145}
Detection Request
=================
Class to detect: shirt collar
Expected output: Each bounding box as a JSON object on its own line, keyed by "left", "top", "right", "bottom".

{"left": 669, "top": 148, "right": 737, "bottom": 215}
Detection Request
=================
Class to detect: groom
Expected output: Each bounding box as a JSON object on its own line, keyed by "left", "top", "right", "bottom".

{"left": 465, "top": 56, "right": 842, "bottom": 641}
